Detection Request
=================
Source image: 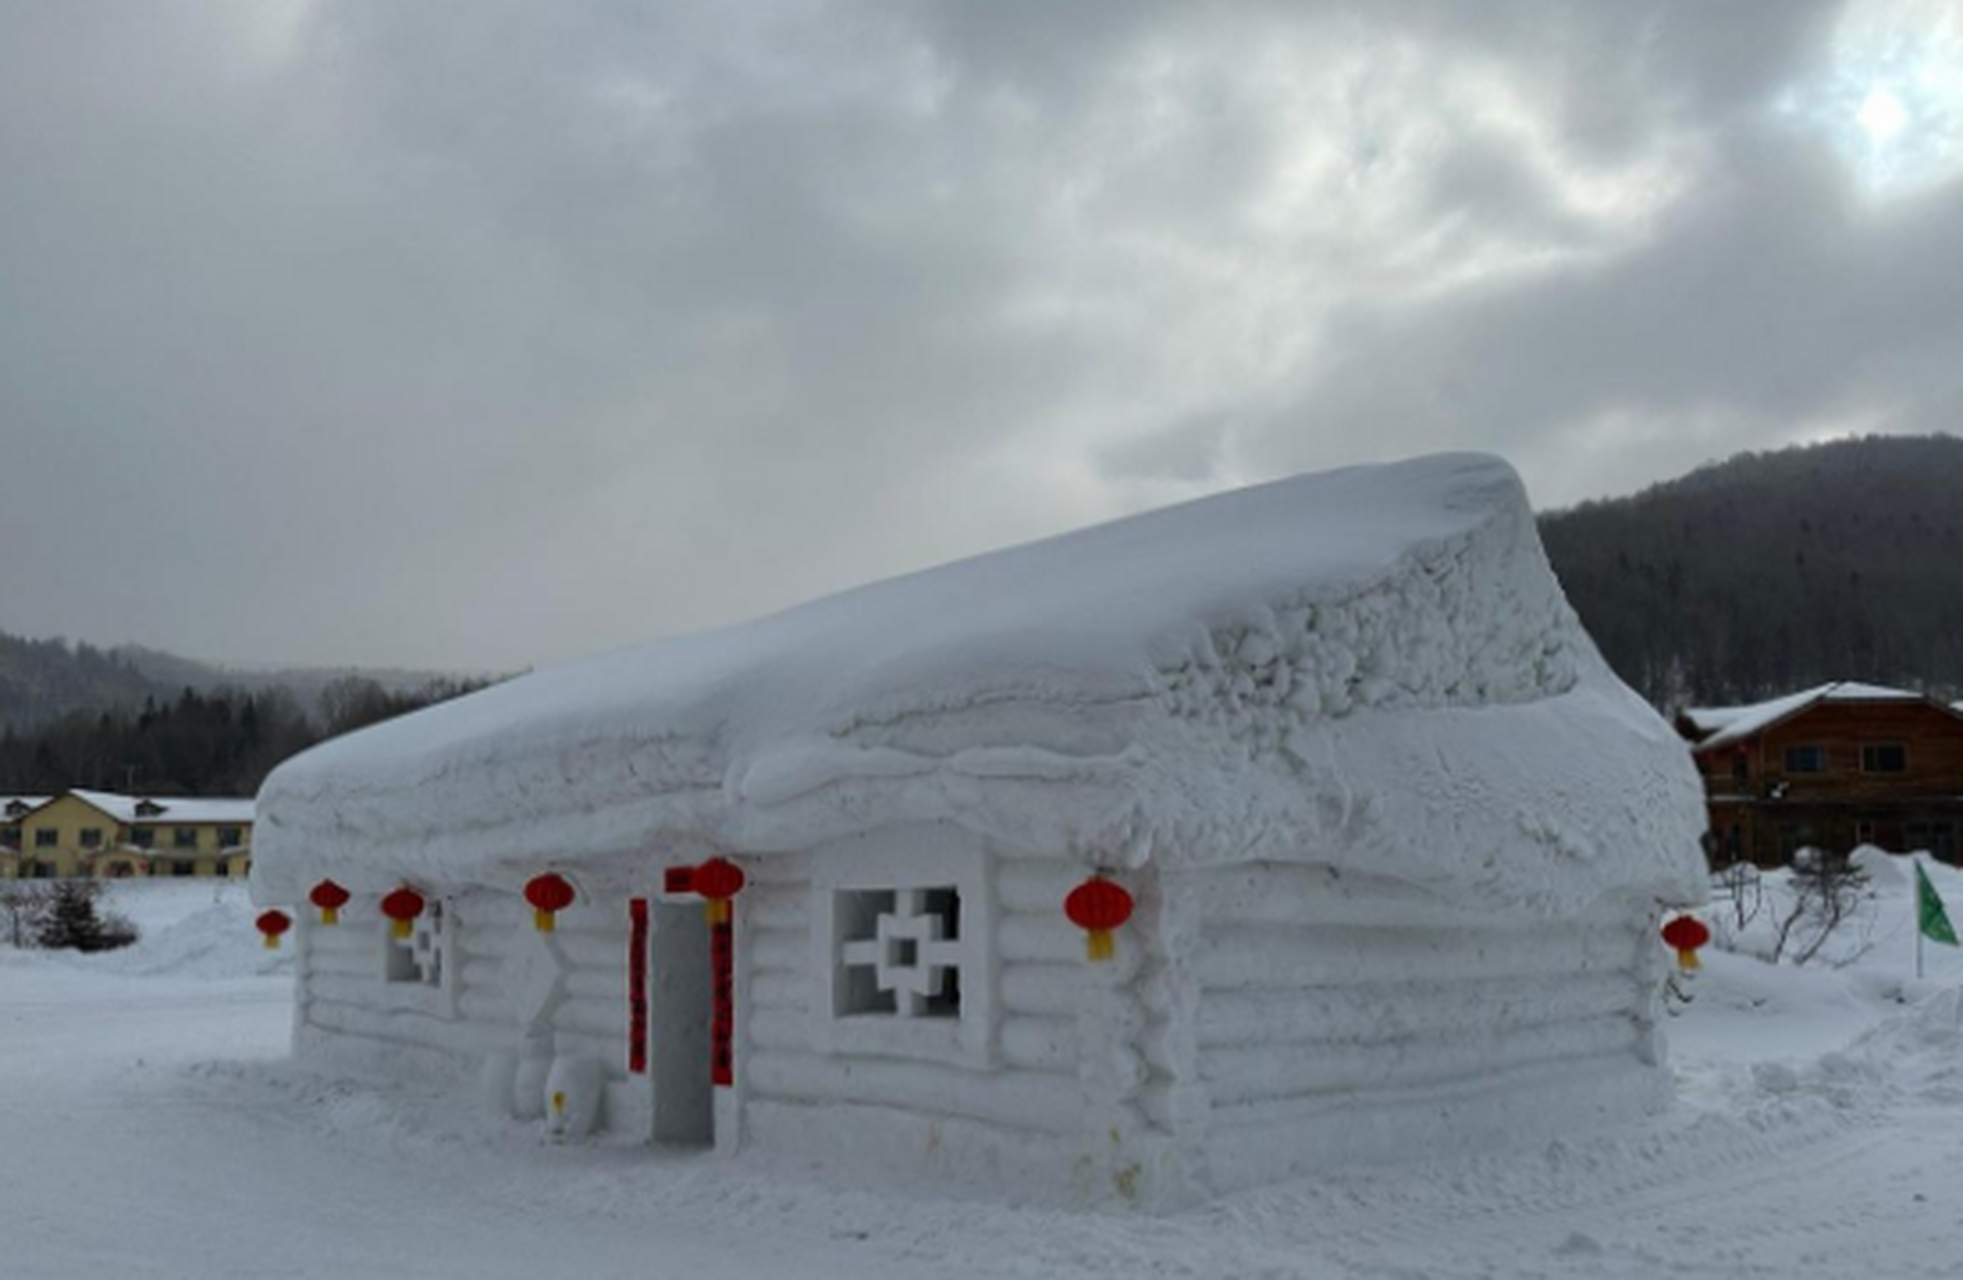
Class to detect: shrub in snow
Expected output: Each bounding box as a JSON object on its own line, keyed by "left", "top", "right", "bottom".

{"left": 0, "top": 881, "right": 53, "bottom": 948}
{"left": 35, "top": 881, "right": 139, "bottom": 953}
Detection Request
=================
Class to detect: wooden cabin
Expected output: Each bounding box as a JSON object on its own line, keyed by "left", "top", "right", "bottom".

{"left": 1678, "top": 682, "right": 1963, "bottom": 867}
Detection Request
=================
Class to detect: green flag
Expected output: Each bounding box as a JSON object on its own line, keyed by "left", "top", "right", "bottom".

{"left": 1917, "top": 860, "right": 1958, "bottom": 946}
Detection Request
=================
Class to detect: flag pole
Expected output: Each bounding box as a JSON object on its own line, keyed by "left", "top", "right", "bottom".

{"left": 1917, "top": 857, "right": 1926, "bottom": 981}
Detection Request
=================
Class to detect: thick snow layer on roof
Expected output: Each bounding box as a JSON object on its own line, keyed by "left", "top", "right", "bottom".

{"left": 255, "top": 453, "right": 1705, "bottom": 916}
{"left": 137, "top": 798, "right": 256, "bottom": 825}
{"left": 1684, "top": 681, "right": 1926, "bottom": 751}
{"left": 38, "top": 791, "right": 254, "bottom": 826}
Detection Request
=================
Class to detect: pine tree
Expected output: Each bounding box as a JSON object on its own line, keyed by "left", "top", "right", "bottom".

{"left": 35, "top": 881, "right": 136, "bottom": 953}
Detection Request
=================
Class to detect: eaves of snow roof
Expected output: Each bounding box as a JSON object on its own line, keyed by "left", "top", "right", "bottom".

{"left": 1687, "top": 681, "right": 1934, "bottom": 752}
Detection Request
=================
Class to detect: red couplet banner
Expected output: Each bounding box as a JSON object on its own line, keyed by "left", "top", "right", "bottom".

{"left": 710, "top": 916, "right": 734, "bottom": 1087}
{"left": 627, "top": 898, "right": 649, "bottom": 1076}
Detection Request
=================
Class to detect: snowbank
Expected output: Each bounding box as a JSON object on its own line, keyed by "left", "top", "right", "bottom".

{"left": 7, "top": 881, "right": 293, "bottom": 980}
{"left": 255, "top": 453, "right": 1704, "bottom": 917}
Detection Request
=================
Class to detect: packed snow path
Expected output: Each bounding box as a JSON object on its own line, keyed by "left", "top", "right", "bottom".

{"left": 5, "top": 883, "right": 1963, "bottom": 1279}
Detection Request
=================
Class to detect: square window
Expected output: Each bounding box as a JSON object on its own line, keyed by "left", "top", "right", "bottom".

{"left": 132, "top": 829, "right": 154, "bottom": 849}
{"left": 834, "top": 886, "right": 961, "bottom": 1020}
{"left": 386, "top": 900, "right": 447, "bottom": 987}
{"left": 173, "top": 828, "right": 199, "bottom": 849}
{"left": 1861, "top": 744, "right": 1908, "bottom": 773}
{"left": 79, "top": 828, "right": 102, "bottom": 849}
{"left": 810, "top": 829, "right": 994, "bottom": 1068}
{"left": 33, "top": 829, "right": 56, "bottom": 849}
{"left": 218, "top": 826, "right": 242, "bottom": 847}
{"left": 1784, "top": 746, "right": 1827, "bottom": 773}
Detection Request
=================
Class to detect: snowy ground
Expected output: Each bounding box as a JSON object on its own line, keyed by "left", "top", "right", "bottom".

{"left": 6, "top": 871, "right": 1963, "bottom": 1279}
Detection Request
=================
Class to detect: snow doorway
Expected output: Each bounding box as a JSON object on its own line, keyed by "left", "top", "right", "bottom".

{"left": 649, "top": 901, "right": 714, "bottom": 1146}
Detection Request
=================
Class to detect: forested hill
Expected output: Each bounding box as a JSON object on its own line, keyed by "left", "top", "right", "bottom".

{"left": 1539, "top": 434, "right": 1963, "bottom": 713}
{"left": 0, "top": 633, "right": 168, "bottom": 729}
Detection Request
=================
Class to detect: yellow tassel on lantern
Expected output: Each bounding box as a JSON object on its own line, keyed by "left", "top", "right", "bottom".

{"left": 321, "top": 907, "right": 339, "bottom": 926}
{"left": 1086, "top": 928, "right": 1115, "bottom": 962}
{"left": 263, "top": 934, "right": 281, "bottom": 951}
{"left": 533, "top": 908, "right": 556, "bottom": 933}
{"left": 1676, "top": 948, "right": 1700, "bottom": 972}
{"left": 706, "top": 899, "right": 730, "bottom": 925}
{"left": 391, "top": 918, "right": 414, "bottom": 940}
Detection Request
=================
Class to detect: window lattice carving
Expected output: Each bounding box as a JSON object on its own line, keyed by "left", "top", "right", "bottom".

{"left": 835, "top": 887, "right": 961, "bottom": 1018}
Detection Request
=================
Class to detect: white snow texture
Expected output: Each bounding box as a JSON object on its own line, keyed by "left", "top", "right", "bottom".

{"left": 255, "top": 452, "right": 1705, "bottom": 918}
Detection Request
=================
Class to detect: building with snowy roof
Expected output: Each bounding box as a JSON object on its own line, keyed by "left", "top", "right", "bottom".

{"left": 1, "top": 790, "right": 254, "bottom": 880}
{"left": 252, "top": 453, "right": 1705, "bottom": 1208}
{"left": 1679, "top": 682, "right": 1963, "bottom": 866}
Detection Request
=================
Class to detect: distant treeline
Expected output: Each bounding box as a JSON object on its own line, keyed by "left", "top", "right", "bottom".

{"left": 0, "top": 633, "right": 162, "bottom": 730}
{"left": 0, "top": 676, "right": 491, "bottom": 797}
{"left": 1540, "top": 434, "right": 1963, "bottom": 713}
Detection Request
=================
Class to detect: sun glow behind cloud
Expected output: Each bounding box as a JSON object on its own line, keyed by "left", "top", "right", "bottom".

{"left": 1788, "top": 0, "right": 1963, "bottom": 194}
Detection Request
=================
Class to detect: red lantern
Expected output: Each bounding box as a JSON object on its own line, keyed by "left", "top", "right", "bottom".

{"left": 695, "top": 857, "right": 746, "bottom": 923}
{"left": 381, "top": 886, "right": 426, "bottom": 940}
{"left": 1661, "top": 914, "right": 1711, "bottom": 971}
{"left": 524, "top": 872, "right": 576, "bottom": 932}
{"left": 309, "top": 879, "right": 351, "bottom": 926}
{"left": 256, "top": 909, "right": 292, "bottom": 951}
{"left": 1065, "top": 875, "right": 1135, "bottom": 962}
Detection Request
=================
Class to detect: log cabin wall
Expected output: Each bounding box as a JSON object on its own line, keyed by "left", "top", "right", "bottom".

{"left": 1694, "top": 699, "right": 1963, "bottom": 867}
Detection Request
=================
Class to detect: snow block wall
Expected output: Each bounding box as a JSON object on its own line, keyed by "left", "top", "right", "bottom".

{"left": 295, "top": 891, "right": 646, "bottom": 1138}
{"left": 738, "top": 833, "right": 1153, "bottom": 1205}
{"left": 1161, "top": 862, "right": 1670, "bottom": 1194}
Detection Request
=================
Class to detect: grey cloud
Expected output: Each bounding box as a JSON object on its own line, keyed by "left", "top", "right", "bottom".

{"left": 0, "top": 0, "right": 1951, "bottom": 671}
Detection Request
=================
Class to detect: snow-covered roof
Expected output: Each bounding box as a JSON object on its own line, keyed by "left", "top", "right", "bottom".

{"left": 17, "top": 791, "right": 254, "bottom": 826}
{"left": 255, "top": 453, "right": 1706, "bottom": 916}
{"left": 135, "top": 798, "right": 256, "bottom": 825}
{"left": 3, "top": 796, "right": 51, "bottom": 819}
{"left": 1684, "top": 682, "right": 1929, "bottom": 752}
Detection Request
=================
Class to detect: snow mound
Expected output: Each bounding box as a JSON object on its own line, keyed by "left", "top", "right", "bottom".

{"left": 78, "top": 898, "right": 293, "bottom": 980}
{"left": 255, "top": 452, "right": 1705, "bottom": 917}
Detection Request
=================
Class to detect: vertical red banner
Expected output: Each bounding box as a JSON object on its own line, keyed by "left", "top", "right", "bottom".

{"left": 627, "top": 897, "right": 649, "bottom": 1076}
{"left": 710, "top": 915, "right": 734, "bottom": 1087}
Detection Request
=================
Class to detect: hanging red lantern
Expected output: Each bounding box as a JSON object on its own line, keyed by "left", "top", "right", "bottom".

{"left": 695, "top": 857, "right": 746, "bottom": 924}
{"left": 1660, "top": 914, "right": 1711, "bottom": 971}
{"left": 309, "top": 879, "right": 351, "bottom": 926}
{"left": 381, "top": 886, "right": 426, "bottom": 940}
{"left": 256, "top": 910, "right": 292, "bottom": 951}
{"left": 1065, "top": 875, "right": 1134, "bottom": 962}
{"left": 524, "top": 872, "right": 577, "bottom": 932}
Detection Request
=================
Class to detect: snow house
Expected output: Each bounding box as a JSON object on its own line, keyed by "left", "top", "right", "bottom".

{"left": 250, "top": 452, "right": 1707, "bottom": 1208}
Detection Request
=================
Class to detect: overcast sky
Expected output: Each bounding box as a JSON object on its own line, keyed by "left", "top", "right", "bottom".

{"left": 4, "top": 1, "right": 1961, "bottom": 672}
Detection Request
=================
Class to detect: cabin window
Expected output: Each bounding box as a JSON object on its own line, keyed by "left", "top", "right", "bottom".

{"left": 173, "top": 828, "right": 199, "bottom": 849}
{"left": 811, "top": 829, "right": 994, "bottom": 1067}
{"left": 218, "top": 826, "right": 243, "bottom": 847}
{"left": 1860, "top": 744, "right": 1908, "bottom": 774}
{"left": 1730, "top": 753, "right": 1749, "bottom": 783}
{"left": 173, "top": 860, "right": 195, "bottom": 877}
{"left": 131, "top": 829, "right": 155, "bottom": 848}
{"left": 79, "top": 828, "right": 102, "bottom": 849}
{"left": 1, "top": 826, "right": 17, "bottom": 849}
{"left": 834, "top": 887, "right": 962, "bottom": 1019}
{"left": 386, "top": 899, "right": 447, "bottom": 987}
{"left": 1907, "top": 823, "right": 1956, "bottom": 862}
{"left": 1784, "top": 746, "right": 1827, "bottom": 773}
{"left": 33, "top": 829, "right": 56, "bottom": 848}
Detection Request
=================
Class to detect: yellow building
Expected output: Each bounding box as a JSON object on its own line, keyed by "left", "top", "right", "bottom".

{"left": 0, "top": 790, "right": 253, "bottom": 880}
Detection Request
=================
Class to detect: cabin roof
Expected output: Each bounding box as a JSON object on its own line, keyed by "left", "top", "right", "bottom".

{"left": 253, "top": 453, "right": 1706, "bottom": 917}
{"left": 1684, "top": 682, "right": 1934, "bottom": 752}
